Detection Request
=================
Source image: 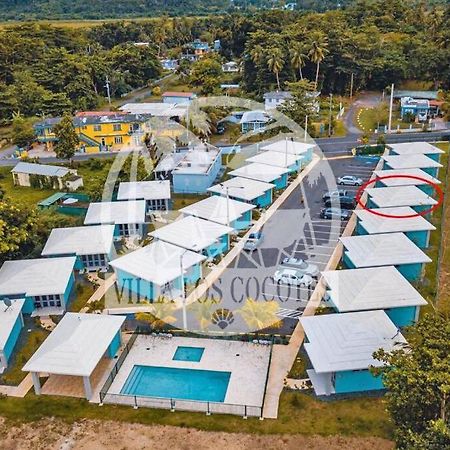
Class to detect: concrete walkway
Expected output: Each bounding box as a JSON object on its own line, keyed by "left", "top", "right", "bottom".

{"left": 81, "top": 273, "right": 117, "bottom": 313}
{"left": 0, "top": 373, "right": 33, "bottom": 397}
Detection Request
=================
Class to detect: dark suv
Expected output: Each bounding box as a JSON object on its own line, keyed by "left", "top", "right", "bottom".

{"left": 324, "top": 195, "right": 356, "bottom": 210}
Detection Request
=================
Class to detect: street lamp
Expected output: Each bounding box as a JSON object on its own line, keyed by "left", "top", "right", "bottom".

{"left": 218, "top": 182, "right": 245, "bottom": 227}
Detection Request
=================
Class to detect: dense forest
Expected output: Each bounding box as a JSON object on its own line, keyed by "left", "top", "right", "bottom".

{"left": 0, "top": 0, "right": 448, "bottom": 125}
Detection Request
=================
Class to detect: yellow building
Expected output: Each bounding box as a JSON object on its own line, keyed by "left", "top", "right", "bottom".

{"left": 34, "top": 112, "right": 153, "bottom": 154}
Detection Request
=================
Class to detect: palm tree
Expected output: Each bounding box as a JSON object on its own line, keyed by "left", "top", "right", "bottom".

{"left": 135, "top": 298, "right": 177, "bottom": 331}
{"left": 308, "top": 35, "right": 329, "bottom": 89}
{"left": 290, "top": 43, "right": 307, "bottom": 81}
{"left": 267, "top": 47, "right": 284, "bottom": 90}
{"left": 237, "top": 298, "right": 281, "bottom": 332}
{"left": 250, "top": 44, "right": 264, "bottom": 66}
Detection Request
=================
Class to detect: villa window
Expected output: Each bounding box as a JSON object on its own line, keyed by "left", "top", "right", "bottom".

{"left": 114, "top": 136, "right": 123, "bottom": 144}
{"left": 93, "top": 124, "right": 102, "bottom": 132}
{"left": 113, "top": 124, "right": 122, "bottom": 131}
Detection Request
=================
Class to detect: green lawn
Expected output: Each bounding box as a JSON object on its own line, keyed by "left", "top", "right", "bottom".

{"left": 0, "top": 391, "right": 392, "bottom": 438}
{"left": 0, "top": 322, "right": 50, "bottom": 386}
{"left": 68, "top": 278, "right": 97, "bottom": 312}
{"left": 415, "top": 142, "right": 449, "bottom": 311}
{"left": 357, "top": 107, "right": 421, "bottom": 133}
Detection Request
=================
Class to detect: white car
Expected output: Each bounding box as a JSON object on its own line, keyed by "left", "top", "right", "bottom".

{"left": 337, "top": 175, "right": 363, "bottom": 186}
{"left": 274, "top": 269, "right": 314, "bottom": 287}
{"left": 281, "top": 257, "right": 320, "bottom": 277}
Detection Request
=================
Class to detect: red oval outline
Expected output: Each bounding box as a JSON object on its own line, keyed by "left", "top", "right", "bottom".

{"left": 354, "top": 174, "right": 444, "bottom": 219}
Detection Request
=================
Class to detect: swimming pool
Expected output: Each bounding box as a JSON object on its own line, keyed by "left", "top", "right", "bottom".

{"left": 172, "top": 346, "right": 204, "bottom": 362}
{"left": 120, "top": 365, "right": 231, "bottom": 402}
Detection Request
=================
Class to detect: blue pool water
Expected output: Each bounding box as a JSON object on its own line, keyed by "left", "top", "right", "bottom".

{"left": 120, "top": 365, "right": 231, "bottom": 402}
{"left": 173, "top": 346, "right": 205, "bottom": 362}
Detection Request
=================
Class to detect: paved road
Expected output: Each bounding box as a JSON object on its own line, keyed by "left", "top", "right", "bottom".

{"left": 187, "top": 156, "right": 379, "bottom": 334}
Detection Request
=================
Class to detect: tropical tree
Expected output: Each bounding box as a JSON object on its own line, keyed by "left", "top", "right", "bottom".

{"left": 267, "top": 47, "right": 284, "bottom": 90}
{"left": 280, "top": 79, "right": 319, "bottom": 125}
{"left": 372, "top": 314, "right": 450, "bottom": 449}
{"left": 308, "top": 34, "right": 329, "bottom": 89}
{"left": 11, "top": 113, "right": 35, "bottom": 149}
{"left": 135, "top": 299, "right": 177, "bottom": 331}
{"left": 53, "top": 113, "right": 79, "bottom": 161}
{"left": 290, "top": 43, "right": 307, "bottom": 81}
{"left": 250, "top": 44, "right": 264, "bottom": 66}
{"left": 237, "top": 298, "right": 281, "bottom": 332}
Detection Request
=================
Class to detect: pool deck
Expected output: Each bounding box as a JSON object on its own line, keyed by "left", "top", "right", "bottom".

{"left": 107, "top": 336, "right": 271, "bottom": 408}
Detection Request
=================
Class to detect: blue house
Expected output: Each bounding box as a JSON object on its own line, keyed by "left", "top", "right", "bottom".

{"left": 373, "top": 168, "right": 441, "bottom": 196}
{"left": 400, "top": 97, "right": 430, "bottom": 121}
{"left": 84, "top": 200, "right": 147, "bottom": 241}
{"left": 239, "top": 110, "right": 271, "bottom": 133}
{"left": 0, "top": 257, "right": 76, "bottom": 316}
{"left": 110, "top": 241, "right": 206, "bottom": 302}
{"left": 301, "top": 310, "right": 407, "bottom": 396}
{"left": 0, "top": 299, "right": 25, "bottom": 373}
{"left": 387, "top": 142, "right": 444, "bottom": 162}
{"left": 382, "top": 154, "right": 442, "bottom": 178}
{"left": 354, "top": 207, "right": 435, "bottom": 249}
{"left": 340, "top": 233, "right": 431, "bottom": 282}
{"left": 172, "top": 144, "right": 222, "bottom": 194}
{"left": 365, "top": 185, "right": 438, "bottom": 217}
{"left": 151, "top": 216, "right": 233, "bottom": 259}
{"left": 23, "top": 313, "right": 125, "bottom": 400}
{"left": 245, "top": 150, "right": 302, "bottom": 174}
{"left": 160, "top": 59, "right": 178, "bottom": 71}
{"left": 41, "top": 225, "right": 116, "bottom": 272}
{"left": 228, "top": 163, "right": 289, "bottom": 190}
{"left": 322, "top": 267, "right": 427, "bottom": 328}
{"left": 207, "top": 177, "right": 275, "bottom": 209}
{"left": 179, "top": 195, "right": 255, "bottom": 231}
{"left": 261, "top": 139, "right": 315, "bottom": 165}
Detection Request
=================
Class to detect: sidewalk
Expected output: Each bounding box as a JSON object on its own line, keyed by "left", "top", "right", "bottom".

{"left": 0, "top": 374, "right": 33, "bottom": 397}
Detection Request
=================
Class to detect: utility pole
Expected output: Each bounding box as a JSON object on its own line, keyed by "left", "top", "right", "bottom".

{"left": 105, "top": 76, "right": 111, "bottom": 105}
{"left": 349, "top": 72, "right": 354, "bottom": 99}
{"left": 328, "top": 93, "right": 333, "bottom": 137}
{"left": 388, "top": 83, "right": 394, "bottom": 134}
{"left": 304, "top": 115, "right": 308, "bottom": 141}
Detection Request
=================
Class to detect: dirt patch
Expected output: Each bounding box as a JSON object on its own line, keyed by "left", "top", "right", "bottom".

{"left": 0, "top": 418, "right": 394, "bottom": 450}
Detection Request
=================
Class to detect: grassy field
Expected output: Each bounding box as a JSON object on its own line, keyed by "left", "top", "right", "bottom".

{"left": 0, "top": 391, "right": 392, "bottom": 438}
{"left": 415, "top": 142, "right": 449, "bottom": 313}
{"left": 356, "top": 107, "right": 421, "bottom": 133}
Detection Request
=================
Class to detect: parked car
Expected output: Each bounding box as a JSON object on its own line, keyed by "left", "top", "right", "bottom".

{"left": 243, "top": 231, "right": 263, "bottom": 251}
{"left": 324, "top": 195, "right": 356, "bottom": 210}
{"left": 337, "top": 175, "right": 363, "bottom": 186}
{"left": 274, "top": 269, "right": 313, "bottom": 287}
{"left": 322, "top": 189, "right": 348, "bottom": 202}
{"left": 281, "top": 257, "right": 319, "bottom": 278}
{"left": 320, "top": 207, "right": 352, "bottom": 220}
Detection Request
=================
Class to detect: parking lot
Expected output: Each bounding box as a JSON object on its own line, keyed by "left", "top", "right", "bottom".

{"left": 198, "top": 155, "right": 379, "bottom": 332}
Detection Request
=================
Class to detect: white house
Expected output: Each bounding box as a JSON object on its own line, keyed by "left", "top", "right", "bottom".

{"left": 11, "top": 162, "right": 83, "bottom": 191}
{"left": 301, "top": 311, "right": 407, "bottom": 396}
{"left": 0, "top": 257, "right": 76, "bottom": 316}
{"left": 382, "top": 154, "right": 442, "bottom": 177}
{"left": 23, "top": 313, "right": 125, "bottom": 401}
{"left": 322, "top": 266, "right": 427, "bottom": 327}
{"left": 179, "top": 195, "right": 255, "bottom": 230}
{"left": 150, "top": 215, "right": 233, "bottom": 258}
{"left": 84, "top": 200, "right": 147, "bottom": 241}
{"left": 117, "top": 181, "right": 171, "bottom": 212}
{"left": 228, "top": 163, "right": 289, "bottom": 190}
{"left": 222, "top": 61, "right": 240, "bottom": 73}
{"left": 263, "top": 91, "right": 292, "bottom": 110}
{"left": 245, "top": 150, "right": 302, "bottom": 173}
{"left": 41, "top": 225, "right": 116, "bottom": 272}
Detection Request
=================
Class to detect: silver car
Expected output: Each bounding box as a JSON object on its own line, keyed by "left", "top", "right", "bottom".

{"left": 274, "top": 269, "right": 314, "bottom": 287}
{"left": 337, "top": 175, "right": 363, "bottom": 186}
{"left": 281, "top": 257, "right": 320, "bottom": 277}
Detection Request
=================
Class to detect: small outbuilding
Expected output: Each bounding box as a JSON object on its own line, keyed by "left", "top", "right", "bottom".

{"left": 387, "top": 142, "right": 444, "bottom": 162}
{"left": 245, "top": 150, "right": 302, "bottom": 173}
{"left": 301, "top": 310, "right": 407, "bottom": 396}
{"left": 260, "top": 139, "right": 315, "bottom": 163}
{"left": 322, "top": 266, "right": 427, "bottom": 327}
{"left": 340, "top": 232, "right": 431, "bottom": 281}
{"left": 23, "top": 313, "right": 125, "bottom": 401}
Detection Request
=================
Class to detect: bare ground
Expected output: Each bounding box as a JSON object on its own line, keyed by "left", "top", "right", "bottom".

{"left": 0, "top": 418, "right": 394, "bottom": 450}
